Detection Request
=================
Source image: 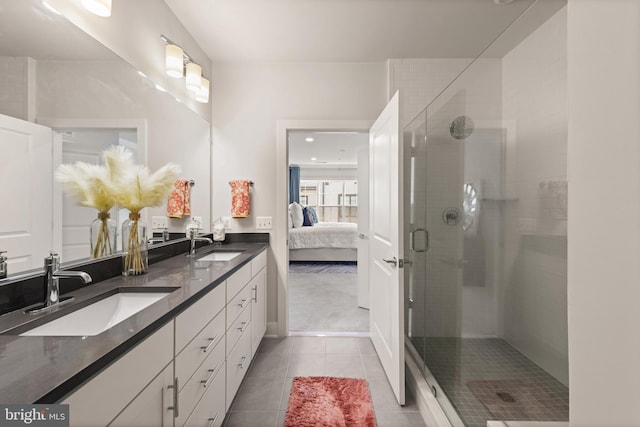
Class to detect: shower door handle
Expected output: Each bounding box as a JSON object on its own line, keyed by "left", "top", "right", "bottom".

{"left": 410, "top": 228, "right": 428, "bottom": 253}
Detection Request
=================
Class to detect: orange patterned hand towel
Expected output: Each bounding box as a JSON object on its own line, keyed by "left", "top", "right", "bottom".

{"left": 230, "top": 180, "right": 250, "bottom": 218}
{"left": 167, "top": 179, "right": 191, "bottom": 218}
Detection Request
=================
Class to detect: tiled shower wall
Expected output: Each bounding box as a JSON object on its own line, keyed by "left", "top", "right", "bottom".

{"left": 501, "top": 6, "right": 568, "bottom": 385}
{"left": 0, "top": 56, "right": 31, "bottom": 121}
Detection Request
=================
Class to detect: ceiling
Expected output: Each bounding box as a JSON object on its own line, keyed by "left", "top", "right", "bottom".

{"left": 289, "top": 131, "right": 368, "bottom": 167}
{"left": 165, "top": 0, "right": 543, "bottom": 63}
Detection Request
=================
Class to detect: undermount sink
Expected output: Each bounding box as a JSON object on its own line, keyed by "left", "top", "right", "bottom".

{"left": 19, "top": 288, "right": 177, "bottom": 337}
{"left": 197, "top": 252, "right": 242, "bottom": 262}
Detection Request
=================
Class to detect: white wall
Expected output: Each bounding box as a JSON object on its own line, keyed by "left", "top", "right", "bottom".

{"left": 211, "top": 61, "right": 386, "bottom": 327}
{"left": 568, "top": 1, "right": 640, "bottom": 425}
{"left": 501, "top": 6, "right": 568, "bottom": 385}
{"left": 299, "top": 167, "right": 358, "bottom": 180}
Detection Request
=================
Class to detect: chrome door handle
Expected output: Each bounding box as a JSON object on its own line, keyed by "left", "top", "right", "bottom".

{"left": 201, "top": 366, "right": 218, "bottom": 388}
{"left": 410, "top": 228, "right": 428, "bottom": 253}
{"left": 252, "top": 285, "right": 257, "bottom": 303}
{"left": 167, "top": 376, "right": 179, "bottom": 418}
{"left": 207, "top": 414, "right": 219, "bottom": 427}
{"left": 201, "top": 335, "right": 218, "bottom": 353}
{"left": 382, "top": 257, "right": 397, "bottom": 267}
{"left": 238, "top": 298, "right": 250, "bottom": 309}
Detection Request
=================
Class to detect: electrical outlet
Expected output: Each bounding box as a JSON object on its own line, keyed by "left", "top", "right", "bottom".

{"left": 222, "top": 217, "right": 232, "bottom": 230}
{"left": 151, "top": 216, "right": 168, "bottom": 230}
{"left": 256, "top": 216, "right": 272, "bottom": 230}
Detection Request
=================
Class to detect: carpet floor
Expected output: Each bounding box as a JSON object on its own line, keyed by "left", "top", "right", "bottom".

{"left": 284, "top": 376, "right": 376, "bottom": 427}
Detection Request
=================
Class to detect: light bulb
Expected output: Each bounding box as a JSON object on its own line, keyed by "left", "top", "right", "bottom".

{"left": 165, "top": 44, "right": 184, "bottom": 78}
{"left": 185, "top": 62, "right": 202, "bottom": 92}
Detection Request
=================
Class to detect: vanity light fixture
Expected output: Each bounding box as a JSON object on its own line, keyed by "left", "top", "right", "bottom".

{"left": 195, "top": 77, "right": 210, "bottom": 103}
{"left": 82, "top": 0, "right": 112, "bottom": 17}
{"left": 165, "top": 44, "right": 184, "bottom": 78}
{"left": 185, "top": 62, "right": 202, "bottom": 92}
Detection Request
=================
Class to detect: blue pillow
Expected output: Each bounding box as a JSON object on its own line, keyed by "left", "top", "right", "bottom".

{"left": 302, "top": 207, "right": 313, "bottom": 226}
{"left": 306, "top": 206, "right": 319, "bottom": 224}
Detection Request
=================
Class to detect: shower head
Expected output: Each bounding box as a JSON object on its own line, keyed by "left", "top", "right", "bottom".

{"left": 449, "top": 116, "right": 474, "bottom": 140}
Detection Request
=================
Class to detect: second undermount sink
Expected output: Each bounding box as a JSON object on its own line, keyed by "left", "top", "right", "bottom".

{"left": 197, "top": 251, "right": 243, "bottom": 262}
{"left": 19, "top": 288, "right": 177, "bottom": 337}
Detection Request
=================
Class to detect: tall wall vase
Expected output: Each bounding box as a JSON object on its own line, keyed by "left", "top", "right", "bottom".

{"left": 122, "top": 212, "right": 148, "bottom": 276}
{"left": 90, "top": 212, "right": 117, "bottom": 259}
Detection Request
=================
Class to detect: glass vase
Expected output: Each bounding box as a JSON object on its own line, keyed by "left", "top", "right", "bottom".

{"left": 122, "top": 212, "right": 148, "bottom": 276}
{"left": 90, "top": 212, "right": 117, "bottom": 259}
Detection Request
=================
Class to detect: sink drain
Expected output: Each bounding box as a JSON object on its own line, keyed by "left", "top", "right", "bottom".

{"left": 496, "top": 391, "right": 516, "bottom": 403}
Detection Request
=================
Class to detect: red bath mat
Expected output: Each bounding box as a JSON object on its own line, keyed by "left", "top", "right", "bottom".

{"left": 284, "top": 376, "right": 377, "bottom": 427}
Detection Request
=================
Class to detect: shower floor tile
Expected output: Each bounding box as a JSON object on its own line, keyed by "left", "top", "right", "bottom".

{"left": 409, "top": 337, "right": 569, "bottom": 427}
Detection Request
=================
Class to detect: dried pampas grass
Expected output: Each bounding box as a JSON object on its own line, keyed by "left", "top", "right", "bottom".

{"left": 111, "top": 163, "right": 181, "bottom": 213}
{"left": 55, "top": 162, "right": 115, "bottom": 212}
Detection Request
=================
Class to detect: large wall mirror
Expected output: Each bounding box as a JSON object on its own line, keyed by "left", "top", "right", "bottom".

{"left": 0, "top": 0, "right": 211, "bottom": 276}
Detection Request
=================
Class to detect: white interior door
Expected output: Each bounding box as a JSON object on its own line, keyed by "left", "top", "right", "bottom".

{"left": 0, "top": 114, "right": 53, "bottom": 273}
{"left": 368, "top": 91, "right": 405, "bottom": 405}
{"left": 357, "top": 147, "right": 370, "bottom": 309}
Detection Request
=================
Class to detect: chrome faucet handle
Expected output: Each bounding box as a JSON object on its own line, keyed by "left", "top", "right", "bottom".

{"left": 44, "top": 251, "right": 60, "bottom": 272}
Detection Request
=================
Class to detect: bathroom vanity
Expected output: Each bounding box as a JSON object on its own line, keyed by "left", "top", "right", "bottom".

{"left": 0, "top": 240, "right": 268, "bottom": 427}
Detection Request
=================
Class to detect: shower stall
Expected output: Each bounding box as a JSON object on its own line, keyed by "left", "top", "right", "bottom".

{"left": 403, "top": 3, "right": 568, "bottom": 426}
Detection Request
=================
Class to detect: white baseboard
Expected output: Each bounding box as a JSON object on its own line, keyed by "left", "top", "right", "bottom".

{"left": 265, "top": 322, "right": 278, "bottom": 337}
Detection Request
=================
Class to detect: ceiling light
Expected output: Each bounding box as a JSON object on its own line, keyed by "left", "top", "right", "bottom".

{"left": 305, "top": 137, "right": 314, "bottom": 142}
{"left": 42, "top": 1, "right": 62, "bottom": 15}
{"left": 81, "top": 0, "right": 112, "bottom": 17}
{"left": 195, "top": 77, "right": 210, "bottom": 103}
{"left": 165, "top": 44, "right": 184, "bottom": 78}
{"left": 185, "top": 62, "right": 202, "bottom": 92}
{"left": 311, "top": 157, "right": 317, "bottom": 161}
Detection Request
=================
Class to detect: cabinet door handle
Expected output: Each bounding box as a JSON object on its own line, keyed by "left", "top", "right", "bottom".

{"left": 238, "top": 298, "right": 249, "bottom": 309}
{"left": 201, "top": 366, "right": 218, "bottom": 388}
{"left": 207, "top": 413, "right": 219, "bottom": 427}
{"left": 201, "top": 335, "right": 218, "bottom": 353}
{"left": 252, "top": 285, "right": 258, "bottom": 303}
{"left": 237, "top": 356, "right": 247, "bottom": 369}
{"left": 167, "top": 376, "right": 179, "bottom": 418}
{"left": 237, "top": 321, "right": 248, "bottom": 333}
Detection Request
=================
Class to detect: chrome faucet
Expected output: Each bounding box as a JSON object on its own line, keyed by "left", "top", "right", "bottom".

{"left": 188, "top": 228, "right": 213, "bottom": 257}
{"left": 44, "top": 252, "right": 92, "bottom": 307}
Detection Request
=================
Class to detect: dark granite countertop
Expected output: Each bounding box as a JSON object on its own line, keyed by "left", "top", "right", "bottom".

{"left": 0, "top": 242, "right": 268, "bottom": 404}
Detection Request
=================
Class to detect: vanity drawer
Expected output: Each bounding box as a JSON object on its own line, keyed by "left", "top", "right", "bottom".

{"left": 63, "top": 322, "right": 173, "bottom": 427}
{"left": 175, "top": 282, "right": 225, "bottom": 353}
{"left": 226, "top": 263, "right": 251, "bottom": 302}
{"left": 226, "top": 282, "right": 252, "bottom": 328}
{"left": 251, "top": 250, "right": 267, "bottom": 276}
{"left": 175, "top": 307, "right": 225, "bottom": 386}
{"left": 226, "top": 328, "right": 252, "bottom": 412}
{"left": 226, "top": 303, "right": 251, "bottom": 356}
{"left": 181, "top": 361, "right": 226, "bottom": 427}
{"left": 175, "top": 337, "right": 225, "bottom": 427}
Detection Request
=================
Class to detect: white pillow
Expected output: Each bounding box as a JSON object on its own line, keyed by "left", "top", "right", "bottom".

{"left": 289, "top": 202, "right": 304, "bottom": 228}
{"left": 288, "top": 210, "right": 293, "bottom": 229}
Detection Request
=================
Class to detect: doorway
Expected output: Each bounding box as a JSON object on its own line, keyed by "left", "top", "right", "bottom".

{"left": 287, "top": 130, "right": 369, "bottom": 334}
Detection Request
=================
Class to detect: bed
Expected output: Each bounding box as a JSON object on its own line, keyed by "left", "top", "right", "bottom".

{"left": 289, "top": 222, "right": 358, "bottom": 262}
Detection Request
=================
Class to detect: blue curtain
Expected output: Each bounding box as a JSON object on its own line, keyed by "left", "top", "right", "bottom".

{"left": 289, "top": 166, "right": 300, "bottom": 204}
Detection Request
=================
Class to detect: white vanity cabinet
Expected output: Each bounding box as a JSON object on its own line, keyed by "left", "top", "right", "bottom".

{"left": 250, "top": 251, "right": 267, "bottom": 358}
{"left": 174, "top": 282, "right": 226, "bottom": 426}
{"left": 60, "top": 248, "right": 267, "bottom": 427}
{"left": 63, "top": 322, "right": 174, "bottom": 427}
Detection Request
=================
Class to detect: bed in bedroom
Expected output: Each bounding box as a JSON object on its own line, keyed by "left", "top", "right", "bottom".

{"left": 289, "top": 221, "right": 358, "bottom": 262}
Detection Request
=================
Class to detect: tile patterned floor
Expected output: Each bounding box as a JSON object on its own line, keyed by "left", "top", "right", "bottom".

{"left": 223, "top": 336, "right": 427, "bottom": 427}
{"left": 410, "top": 337, "right": 569, "bottom": 427}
